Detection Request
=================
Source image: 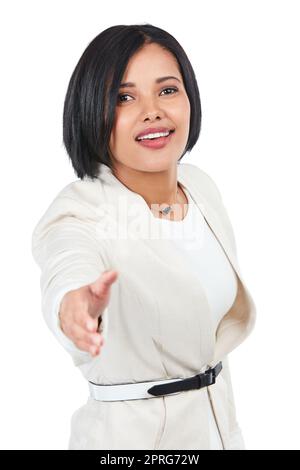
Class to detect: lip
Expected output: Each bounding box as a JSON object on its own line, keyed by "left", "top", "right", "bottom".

{"left": 135, "top": 129, "right": 175, "bottom": 150}
{"left": 135, "top": 127, "right": 175, "bottom": 140}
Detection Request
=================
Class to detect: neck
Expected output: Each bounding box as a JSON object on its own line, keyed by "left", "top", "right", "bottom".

{"left": 111, "top": 163, "right": 180, "bottom": 207}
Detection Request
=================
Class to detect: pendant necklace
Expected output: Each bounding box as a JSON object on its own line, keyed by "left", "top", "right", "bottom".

{"left": 152, "top": 186, "right": 180, "bottom": 216}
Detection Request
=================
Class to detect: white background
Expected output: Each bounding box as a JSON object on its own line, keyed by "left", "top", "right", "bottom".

{"left": 0, "top": 0, "right": 299, "bottom": 450}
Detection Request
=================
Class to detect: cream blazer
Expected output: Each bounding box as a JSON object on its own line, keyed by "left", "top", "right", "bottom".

{"left": 31, "top": 162, "right": 256, "bottom": 450}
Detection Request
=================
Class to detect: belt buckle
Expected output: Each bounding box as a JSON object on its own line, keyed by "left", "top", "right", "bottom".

{"left": 195, "top": 367, "right": 215, "bottom": 389}
{"left": 204, "top": 367, "right": 216, "bottom": 386}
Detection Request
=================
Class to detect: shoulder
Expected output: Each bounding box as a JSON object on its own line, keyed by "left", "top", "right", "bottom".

{"left": 31, "top": 177, "right": 104, "bottom": 250}
{"left": 36, "top": 177, "right": 104, "bottom": 222}
{"left": 54, "top": 176, "right": 105, "bottom": 213}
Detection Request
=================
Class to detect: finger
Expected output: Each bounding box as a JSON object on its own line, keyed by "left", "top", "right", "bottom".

{"left": 70, "top": 322, "right": 104, "bottom": 347}
{"left": 74, "top": 339, "right": 102, "bottom": 356}
{"left": 75, "top": 311, "right": 99, "bottom": 333}
{"left": 89, "top": 270, "right": 118, "bottom": 297}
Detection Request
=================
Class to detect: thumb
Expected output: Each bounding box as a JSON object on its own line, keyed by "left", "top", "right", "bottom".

{"left": 89, "top": 269, "right": 119, "bottom": 298}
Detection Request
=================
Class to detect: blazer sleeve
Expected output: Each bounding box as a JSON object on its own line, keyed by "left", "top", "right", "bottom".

{"left": 31, "top": 195, "right": 110, "bottom": 368}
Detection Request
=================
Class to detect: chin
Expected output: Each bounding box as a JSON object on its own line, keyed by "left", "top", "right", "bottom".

{"left": 138, "top": 158, "right": 176, "bottom": 173}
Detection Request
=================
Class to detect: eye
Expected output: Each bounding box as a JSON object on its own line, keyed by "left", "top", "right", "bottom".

{"left": 118, "top": 93, "right": 132, "bottom": 103}
{"left": 117, "top": 87, "right": 178, "bottom": 103}
{"left": 160, "top": 87, "right": 178, "bottom": 96}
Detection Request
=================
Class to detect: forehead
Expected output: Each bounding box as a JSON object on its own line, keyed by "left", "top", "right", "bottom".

{"left": 121, "top": 43, "right": 181, "bottom": 84}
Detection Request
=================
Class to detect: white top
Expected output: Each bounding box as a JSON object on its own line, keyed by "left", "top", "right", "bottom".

{"left": 154, "top": 185, "right": 238, "bottom": 450}
{"left": 154, "top": 186, "right": 238, "bottom": 331}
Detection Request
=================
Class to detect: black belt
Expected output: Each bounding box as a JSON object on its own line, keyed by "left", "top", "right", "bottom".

{"left": 147, "top": 361, "right": 223, "bottom": 397}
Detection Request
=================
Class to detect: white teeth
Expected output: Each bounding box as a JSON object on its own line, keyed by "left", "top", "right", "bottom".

{"left": 138, "top": 131, "right": 170, "bottom": 141}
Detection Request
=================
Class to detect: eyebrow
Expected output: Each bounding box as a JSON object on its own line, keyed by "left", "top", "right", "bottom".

{"left": 119, "top": 76, "right": 182, "bottom": 88}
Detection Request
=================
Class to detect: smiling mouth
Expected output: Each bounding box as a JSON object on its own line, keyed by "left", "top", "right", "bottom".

{"left": 135, "top": 129, "right": 175, "bottom": 141}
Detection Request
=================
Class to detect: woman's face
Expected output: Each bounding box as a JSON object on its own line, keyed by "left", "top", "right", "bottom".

{"left": 108, "top": 43, "right": 191, "bottom": 174}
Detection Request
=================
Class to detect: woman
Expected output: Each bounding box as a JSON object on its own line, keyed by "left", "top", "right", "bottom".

{"left": 31, "top": 24, "right": 256, "bottom": 450}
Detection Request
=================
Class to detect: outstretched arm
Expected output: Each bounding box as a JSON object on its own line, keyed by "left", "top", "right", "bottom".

{"left": 31, "top": 197, "right": 112, "bottom": 367}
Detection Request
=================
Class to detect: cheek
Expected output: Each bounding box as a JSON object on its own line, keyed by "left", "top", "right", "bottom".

{"left": 109, "top": 122, "right": 124, "bottom": 149}
{"left": 114, "top": 116, "right": 134, "bottom": 142}
{"left": 181, "top": 101, "right": 191, "bottom": 134}
{"left": 172, "top": 95, "right": 190, "bottom": 121}
{"left": 182, "top": 96, "right": 191, "bottom": 118}
{"left": 109, "top": 131, "right": 115, "bottom": 150}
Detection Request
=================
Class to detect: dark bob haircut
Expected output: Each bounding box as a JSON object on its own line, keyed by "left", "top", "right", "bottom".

{"left": 63, "top": 23, "right": 202, "bottom": 180}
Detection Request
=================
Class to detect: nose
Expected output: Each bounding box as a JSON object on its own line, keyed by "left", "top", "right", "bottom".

{"left": 143, "top": 112, "right": 163, "bottom": 123}
{"left": 138, "top": 93, "right": 167, "bottom": 120}
{"left": 141, "top": 102, "right": 166, "bottom": 122}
